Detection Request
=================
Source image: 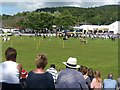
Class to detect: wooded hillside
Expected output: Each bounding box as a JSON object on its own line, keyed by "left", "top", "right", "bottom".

{"left": 1, "top": 5, "right": 119, "bottom": 30}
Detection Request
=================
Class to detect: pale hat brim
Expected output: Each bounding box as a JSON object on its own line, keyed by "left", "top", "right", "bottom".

{"left": 63, "top": 62, "right": 80, "bottom": 68}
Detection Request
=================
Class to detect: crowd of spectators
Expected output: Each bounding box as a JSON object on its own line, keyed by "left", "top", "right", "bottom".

{"left": 0, "top": 47, "right": 119, "bottom": 90}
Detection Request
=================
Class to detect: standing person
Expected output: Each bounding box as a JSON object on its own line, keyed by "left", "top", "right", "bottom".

{"left": 56, "top": 57, "right": 88, "bottom": 89}
{"left": 91, "top": 70, "right": 102, "bottom": 90}
{"left": 46, "top": 64, "right": 58, "bottom": 84}
{"left": 26, "top": 53, "right": 55, "bottom": 89}
{"left": 103, "top": 74, "right": 117, "bottom": 90}
{"left": 0, "top": 47, "right": 22, "bottom": 90}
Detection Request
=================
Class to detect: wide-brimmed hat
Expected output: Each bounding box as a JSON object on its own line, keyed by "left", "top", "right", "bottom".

{"left": 63, "top": 57, "right": 80, "bottom": 68}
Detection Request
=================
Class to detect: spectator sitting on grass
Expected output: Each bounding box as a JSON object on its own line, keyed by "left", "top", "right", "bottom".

{"left": 81, "top": 66, "right": 91, "bottom": 89}
{"left": 20, "top": 69, "right": 28, "bottom": 89}
{"left": 56, "top": 57, "right": 88, "bottom": 89}
{"left": 0, "top": 47, "right": 22, "bottom": 90}
{"left": 91, "top": 70, "right": 102, "bottom": 90}
{"left": 46, "top": 64, "right": 58, "bottom": 84}
{"left": 88, "top": 68, "right": 94, "bottom": 82}
{"left": 103, "top": 73, "right": 117, "bottom": 90}
{"left": 117, "top": 76, "right": 120, "bottom": 90}
{"left": 26, "top": 53, "right": 55, "bottom": 89}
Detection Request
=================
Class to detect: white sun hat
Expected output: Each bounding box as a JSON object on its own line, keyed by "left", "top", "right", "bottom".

{"left": 63, "top": 57, "right": 80, "bottom": 68}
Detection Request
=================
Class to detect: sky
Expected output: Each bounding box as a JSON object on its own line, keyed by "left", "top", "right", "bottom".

{"left": 0, "top": 0, "right": 120, "bottom": 15}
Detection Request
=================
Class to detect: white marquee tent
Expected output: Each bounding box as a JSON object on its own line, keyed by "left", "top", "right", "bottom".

{"left": 109, "top": 21, "right": 120, "bottom": 34}
{"left": 73, "top": 21, "right": 120, "bottom": 34}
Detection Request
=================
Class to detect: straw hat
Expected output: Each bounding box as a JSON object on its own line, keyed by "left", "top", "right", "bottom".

{"left": 63, "top": 57, "right": 80, "bottom": 68}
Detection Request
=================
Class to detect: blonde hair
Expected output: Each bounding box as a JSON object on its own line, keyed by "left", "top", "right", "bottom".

{"left": 35, "top": 53, "right": 48, "bottom": 69}
{"left": 94, "top": 70, "right": 102, "bottom": 83}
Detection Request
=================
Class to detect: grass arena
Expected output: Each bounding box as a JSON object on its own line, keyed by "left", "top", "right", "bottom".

{"left": 0, "top": 36, "right": 118, "bottom": 79}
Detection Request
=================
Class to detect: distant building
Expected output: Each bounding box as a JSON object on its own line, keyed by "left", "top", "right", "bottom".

{"left": 73, "top": 21, "right": 120, "bottom": 34}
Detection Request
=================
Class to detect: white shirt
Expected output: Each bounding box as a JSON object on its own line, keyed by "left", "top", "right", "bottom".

{"left": 0, "top": 61, "right": 20, "bottom": 84}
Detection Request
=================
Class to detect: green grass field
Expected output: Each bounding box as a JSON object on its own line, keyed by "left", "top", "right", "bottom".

{"left": 1, "top": 36, "right": 118, "bottom": 79}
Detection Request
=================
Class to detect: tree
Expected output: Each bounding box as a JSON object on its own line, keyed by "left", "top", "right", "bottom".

{"left": 25, "top": 12, "right": 54, "bottom": 31}
{"left": 60, "top": 10, "right": 76, "bottom": 29}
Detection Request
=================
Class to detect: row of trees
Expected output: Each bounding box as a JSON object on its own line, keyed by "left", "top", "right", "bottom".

{"left": 1, "top": 5, "right": 119, "bottom": 31}
{"left": 17, "top": 10, "right": 77, "bottom": 30}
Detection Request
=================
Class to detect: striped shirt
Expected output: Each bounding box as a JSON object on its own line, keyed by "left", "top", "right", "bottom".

{"left": 46, "top": 67, "right": 58, "bottom": 83}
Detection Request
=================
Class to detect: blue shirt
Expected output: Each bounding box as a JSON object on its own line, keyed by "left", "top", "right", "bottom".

{"left": 103, "top": 79, "right": 117, "bottom": 90}
{"left": 56, "top": 68, "right": 88, "bottom": 89}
